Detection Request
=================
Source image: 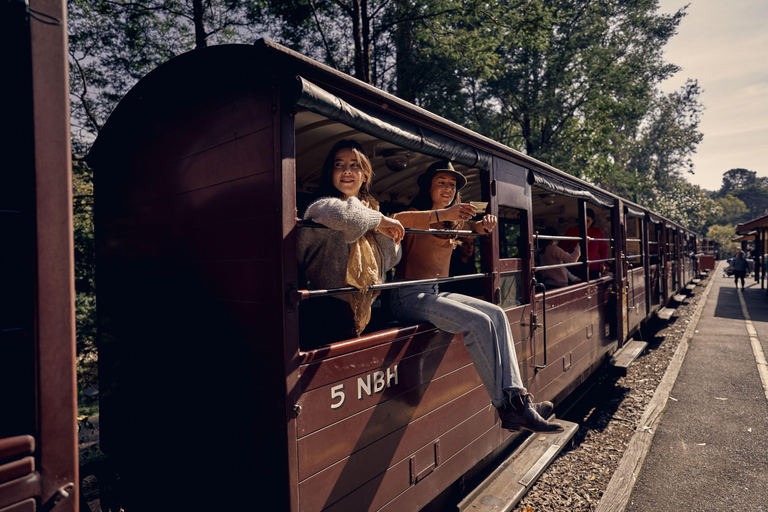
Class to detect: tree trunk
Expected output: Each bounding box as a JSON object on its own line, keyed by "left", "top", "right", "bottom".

{"left": 193, "top": 0, "right": 207, "bottom": 48}
{"left": 394, "top": 0, "right": 415, "bottom": 101}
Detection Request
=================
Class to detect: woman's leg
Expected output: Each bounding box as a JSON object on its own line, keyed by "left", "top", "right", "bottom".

{"left": 391, "top": 284, "right": 563, "bottom": 434}
{"left": 391, "top": 284, "right": 523, "bottom": 407}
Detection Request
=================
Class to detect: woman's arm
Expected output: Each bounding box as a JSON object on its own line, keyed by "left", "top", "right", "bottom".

{"left": 470, "top": 214, "right": 498, "bottom": 234}
{"left": 567, "top": 244, "right": 581, "bottom": 261}
{"left": 305, "top": 196, "right": 382, "bottom": 243}
{"left": 391, "top": 209, "right": 432, "bottom": 230}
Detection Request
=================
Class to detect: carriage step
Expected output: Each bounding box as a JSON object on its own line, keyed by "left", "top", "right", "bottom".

{"left": 691, "top": 278, "right": 701, "bottom": 284}
{"left": 657, "top": 307, "right": 675, "bottom": 320}
{"left": 686, "top": 284, "right": 697, "bottom": 291}
{"left": 672, "top": 294, "right": 687, "bottom": 303}
{"left": 609, "top": 340, "right": 648, "bottom": 374}
{"left": 458, "top": 420, "right": 578, "bottom": 512}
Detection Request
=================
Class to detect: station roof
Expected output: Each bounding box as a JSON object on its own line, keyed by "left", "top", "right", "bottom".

{"left": 737, "top": 214, "right": 768, "bottom": 234}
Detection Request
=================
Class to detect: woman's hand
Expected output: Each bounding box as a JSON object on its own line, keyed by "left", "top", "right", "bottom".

{"left": 438, "top": 203, "right": 477, "bottom": 222}
{"left": 376, "top": 215, "right": 405, "bottom": 245}
{"left": 478, "top": 214, "right": 497, "bottom": 233}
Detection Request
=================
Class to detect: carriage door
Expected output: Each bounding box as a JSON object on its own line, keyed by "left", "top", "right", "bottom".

{"left": 493, "top": 158, "right": 534, "bottom": 382}
{"left": 612, "top": 200, "right": 628, "bottom": 346}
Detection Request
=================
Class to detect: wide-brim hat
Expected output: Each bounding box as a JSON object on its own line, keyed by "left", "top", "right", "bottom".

{"left": 417, "top": 161, "right": 467, "bottom": 190}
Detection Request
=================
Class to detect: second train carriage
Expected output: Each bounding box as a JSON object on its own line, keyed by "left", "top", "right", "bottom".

{"left": 87, "top": 40, "right": 707, "bottom": 511}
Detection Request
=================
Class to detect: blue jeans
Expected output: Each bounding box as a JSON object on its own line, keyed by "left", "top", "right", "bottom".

{"left": 390, "top": 283, "right": 525, "bottom": 407}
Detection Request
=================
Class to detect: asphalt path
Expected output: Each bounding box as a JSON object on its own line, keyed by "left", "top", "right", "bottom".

{"left": 625, "top": 263, "right": 768, "bottom": 512}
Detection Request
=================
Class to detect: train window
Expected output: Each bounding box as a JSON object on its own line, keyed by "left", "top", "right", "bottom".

{"left": 498, "top": 206, "right": 524, "bottom": 308}
{"left": 649, "top": 223, "right": 660, "bottom": 265}
{"left": 626, "top": 216, "right": 643, "bottom": 269}
{"left": 293, "top": 116, "right": 493, "bottom": 350}
{"left": 530, "top": 189, "right": 585, "bottom": 288}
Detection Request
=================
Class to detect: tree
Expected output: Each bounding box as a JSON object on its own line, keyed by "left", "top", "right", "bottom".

{"left": 712, "top": 194, "right": 748, "bottom": 226}
{"left": 73, "top": 159, "right": 98, "bottom": 391}
{"left": 643, "top": 179, "right": 716, "bottom": 234}
{"left": 626, "top": 80, "right": 703, "bottom": 193}
{"left": 471, "top": 0, "right": 687, "bottom": 181}
{"left": 68, "top": 0, "right": 270, "bottom": 150}
{"left": 733, "top": 184, "right": 768, "bottom": 221}
{"left": 706, "top": 224, "right": 737, "bottom": 257}
{"left": 719, "top": 168, "right": 756, "bottom": 196}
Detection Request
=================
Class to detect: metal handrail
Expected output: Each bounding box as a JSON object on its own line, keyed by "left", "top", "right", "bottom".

{"left": 291, "top": 273, "right": 490, "bottom": 303}
{"left": 534, "top": 261, "right": 582, "bottom": 272}
{"left": 296, "top": 219, "right": 488, "bottom": 237}
{"left": 533, "top": 234, "right": 582, "bottom": 242}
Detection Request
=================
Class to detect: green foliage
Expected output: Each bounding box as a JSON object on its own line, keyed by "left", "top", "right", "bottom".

{"left": 712, "top": 194, "right": 748, "bottom": 226}
{"left": 719, "top": 168, "right": 756, "bottom": 196}
{"left": 706, "top": 224, "right": 737, "bottom": 257}
{"left": 642, "top": 179, "right": 715, "bottom": 235}
{"left": 470, "top": 0, "right": 686, "bottom": 178}
{"left": 68, "top": 0, "right": 271, "bottom": 149}
{"left": 73, "top": 159, "right": 98, "bottom": 392}
{"left": 732, "top": 184, "right": 768, "bottom": 221}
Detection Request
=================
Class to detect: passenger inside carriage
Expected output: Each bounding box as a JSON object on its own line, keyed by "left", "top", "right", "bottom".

{"left": 561, "top": 208, "right": 609, "bottom": 280}
{"left": 539, "top": 226, "right": 581, "bottom": 289}
{"left": 389, "top": 161, "right": 563, "bottom": 434}
{"left": 441, "top": 236, "right": 484, "bottom": 297}
{"left": 296, "top": 140, "right": 404, "bottom": 349}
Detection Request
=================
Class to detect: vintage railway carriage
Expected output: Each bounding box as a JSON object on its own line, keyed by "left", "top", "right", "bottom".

{"left": 0, "top": 0, "right": 78, "bottom": 511}
{"left": 89, "top": 40, "right": 703, "bottom": 511}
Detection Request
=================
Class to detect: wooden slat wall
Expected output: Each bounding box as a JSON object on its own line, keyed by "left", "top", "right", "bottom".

{"left": 96, "top": 82, "right": 291, "bottom": 510}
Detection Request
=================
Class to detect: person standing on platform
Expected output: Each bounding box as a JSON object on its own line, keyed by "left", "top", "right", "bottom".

{"left": 729, "top": 249, "right": 749, "bottom": 289}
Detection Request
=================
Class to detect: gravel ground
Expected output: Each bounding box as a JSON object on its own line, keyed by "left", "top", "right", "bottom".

{"left": 512, "top": 274, "right": 709, "bottom": 512}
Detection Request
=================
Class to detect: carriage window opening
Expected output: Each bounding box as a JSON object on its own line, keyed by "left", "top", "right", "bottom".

{"left": 498, "top": 206, "right": 525, "bottom": 308}
{"left": 293, "top": 121, "right": 494, "bottom": 352}
{"left": 648, "top": 223, "right": 660, "bottom": 265}
{"left": 626, "top": 215, "right": 643, "bottom": 269}
{"left": 531, "top": 190, "right": 584, "bottom": 289}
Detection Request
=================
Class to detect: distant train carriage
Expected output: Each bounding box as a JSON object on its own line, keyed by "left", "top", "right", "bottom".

{"left": 87, "top": 40, "right": 706, "bottom": 511}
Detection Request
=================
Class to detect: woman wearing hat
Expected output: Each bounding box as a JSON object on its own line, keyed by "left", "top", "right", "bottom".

{"left": 297, "top": 140, "right": 404, "bottom": 347}
{"left": 391, "top": 161, "right": 563, "bottom": 434}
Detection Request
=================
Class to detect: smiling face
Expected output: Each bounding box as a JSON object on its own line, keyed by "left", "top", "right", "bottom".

{"left": 331, "top": 147, "right": 366, "bottom": 199}
{"left": 429, "top": 172, "right": 458, "bottom": 209}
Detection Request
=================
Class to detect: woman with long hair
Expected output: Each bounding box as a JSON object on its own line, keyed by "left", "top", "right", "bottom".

{"left": 391, "top": 161, "right": 562, "bottom": 434}
{"left": 297, "top": 140, "right": 404, "bottom": 347}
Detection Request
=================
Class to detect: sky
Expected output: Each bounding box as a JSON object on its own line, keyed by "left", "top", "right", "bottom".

{"left": 656, "top": 0, "right": 768, "bottom": 192}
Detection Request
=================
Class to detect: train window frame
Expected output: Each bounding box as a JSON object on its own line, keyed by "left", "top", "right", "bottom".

{"left": 293, "top": 122, "right": 496, "bottom": 353}
{"left": 625, "top": 213, "right": 644, "bottom": 270}
{"left": 496, "top": 205, "right": 527, "bottom": 310}
{"left": 530, "top": 189, "right": 587, "bottom": 290}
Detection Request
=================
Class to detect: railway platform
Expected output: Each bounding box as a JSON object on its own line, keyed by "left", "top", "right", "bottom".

{"left": 599, "top": 262, "right": 768, "bottom": 512}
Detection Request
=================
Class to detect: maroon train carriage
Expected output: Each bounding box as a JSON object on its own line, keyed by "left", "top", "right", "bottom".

{"left": 87, "top": 40, "right": 705, "bottom": 511}
{"left": 0, "top": 0, "right": 78, "bottom": 511}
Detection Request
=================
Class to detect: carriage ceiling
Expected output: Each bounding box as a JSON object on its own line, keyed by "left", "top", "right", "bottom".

{"left": 294, "top": 110, "right": 484, "bottom": 206}
{"left": 294, "top": 109, "right": 610, "bottom": 227}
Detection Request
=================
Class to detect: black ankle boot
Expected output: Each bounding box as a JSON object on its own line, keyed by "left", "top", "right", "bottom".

{"left": 499, "top": 393, "right": 563, "bottom": 434}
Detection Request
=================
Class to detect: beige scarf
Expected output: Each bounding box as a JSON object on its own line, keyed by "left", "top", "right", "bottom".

{"left": 344, "top": 205, "right": 383, "bottom": 335}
